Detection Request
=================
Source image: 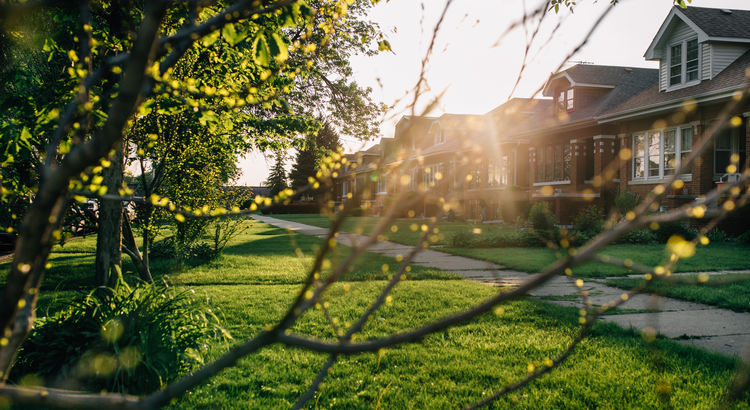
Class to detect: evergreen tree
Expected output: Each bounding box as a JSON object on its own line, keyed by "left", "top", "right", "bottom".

{"left": 265, "top": 151, "right": 289, "bottom": 197}
{"left": 289, "top": 121, "right": 342, "bottom": 193}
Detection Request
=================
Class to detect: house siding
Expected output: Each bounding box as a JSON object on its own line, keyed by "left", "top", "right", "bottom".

{"left": 711, "top": 43, "right": 750, "bottom": 78}
{"left": 701, "top": 43, "right": 711, "bottom": 80}
{"left": 658, "top": 19, "right": 697, "bottom": 90}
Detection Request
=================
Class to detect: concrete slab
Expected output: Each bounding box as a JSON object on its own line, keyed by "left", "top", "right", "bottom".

{"left": 676, "top": 334, "right": 750, "bottom": 360}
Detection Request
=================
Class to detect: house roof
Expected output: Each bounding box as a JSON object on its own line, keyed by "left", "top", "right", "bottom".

{"left": 680, "top": 6, "right": 750, "bottom": 40}
{"left": 515, "top": 65, "right": 658, "bottom": 137}
{"left": 645, "top": 6, "right": 750, "bottom": 60}
{"left": 430, "top": 113, "right": 486, "bottom": 131}
{"left": 599, "top": 49, "right": 750, "bottom": 121}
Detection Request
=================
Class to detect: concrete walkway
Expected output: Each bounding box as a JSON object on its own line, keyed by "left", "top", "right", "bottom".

{"left": 252, "top": 215, "right": 750, "bottom": 359}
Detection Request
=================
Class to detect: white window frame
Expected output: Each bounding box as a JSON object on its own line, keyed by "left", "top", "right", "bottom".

{"left": 668, "top": 37, "right": 700, "bottom": 90}
{"left": 342, "top": 181, "right": 348, "bottom": 198}
{"left": 557, "top": 88, "right": 574, "bottom": 113}
{"left": 423, "top": 164, "right": 443, "bottom": 189}
{"left": 632, "top": 126, "right": 693, "bottom": 181}
{"left": 377, "top": 172, "right": 387, "bottom": 193}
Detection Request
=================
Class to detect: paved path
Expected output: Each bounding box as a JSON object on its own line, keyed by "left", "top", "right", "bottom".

{"left": 252, "top": 215, "right": 750, "bottom": 359}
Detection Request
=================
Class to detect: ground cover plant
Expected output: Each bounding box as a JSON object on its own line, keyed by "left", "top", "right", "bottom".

{"left": 7, "top": 224, "right": 750, "bottom": 409}
{"left": 606, "top": 273, "right": 750, "bottom": 313}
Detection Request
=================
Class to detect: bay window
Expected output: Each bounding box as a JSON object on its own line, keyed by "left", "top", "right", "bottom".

{"left": 632, "top": 126, "right": 693, "bottom": 180}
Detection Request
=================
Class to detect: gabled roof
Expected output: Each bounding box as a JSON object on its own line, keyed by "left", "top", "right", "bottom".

{"left": 393, "top": 116, "right": 436, "bottom": 140}
{"left": 430, "top": 113, "right": 485, "bottom": 131}
{"left": 516, "top": 66, "right": 658, "bottom": 137}
{"left": 599, "top": 49, "right": 750, "bottom": 121}
{"left": 645, "top": 6, "right": 750, "bottom": 60}
{"left": 542, "top": 64, "right": 644, "bottom": 97}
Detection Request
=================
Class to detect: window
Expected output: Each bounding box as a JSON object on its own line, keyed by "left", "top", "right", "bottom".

{"left": 487, "top": 156, "right": 508, "bottom": 188}
{"left": 632, "top": 126, "right": 693, "bottom": 180}
{"left": 423, "top": 164, "right": 443, "bottom": 188}
{"left": 468, "top": 163, "right": 481, "bottom": 190}
{"left": 714, "top": 122, "right": 747, "bottom": 176}
{"left": 342, "top": 181, "right": 348, "bottom": 198}
{"left": 434, "top": 129, "right": 445, "bottom": 146}
{"left": 557, "top": 89, "right": 574, "bottom": 112}
{"left": 536, "top": 143, "right": 571, "bottom": 183}
{"left": 377, "top": 172, "right": 387, "bottom": 193}
{"left": 408, "top": 168, "right": 418, "bottom": 191}
{"left": 669, "top": 38, "right": 699, "bottom": 87}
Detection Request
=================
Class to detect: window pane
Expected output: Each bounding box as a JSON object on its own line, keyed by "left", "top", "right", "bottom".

{"left": 545, "top": 146, "right": 553, "bottom": 181}
{"left": 715, "top": 151, "right": 731, "bottom": 174}
{"left": 686, "top": 39, "right": 699, "bottom": 81}
{"left": 554, "top": 144, "right": 563, "bottom": 180}
{"left": 558, "top": 92, "right": 565, "bottom": 112}
{"left": 680, "top": 153, "right": 692, "bottom": 175}
{"left": 649, "top": 132, "right": 661, "bottom": 177}
{"left": 665, "top": 130, "right": 676, "bottom": 154}
{"left": 664, "top": 154, "right": 676, "bottom": 175}
{"left": 715, "top": 132, "right": 731, "bottom": 150}
{"left": 681, "top": 128, "right": 692, "bottom": 152}
{"left": 567, "top": 89, "right": 574, "bottom": 110}
{"left": 563, "top": 143, "right": 571, "bottom": 180}
{"left": 634, "top": 158, "right": 644, "bottom": 179}
{"left": 536, "top": 150, "right": 543, "bottom": 182}
{"left": 670, "top": 44, "right": 682, "bottom": 86}
{"left": 634, "top": 134, "right": 645, "bottom": 157}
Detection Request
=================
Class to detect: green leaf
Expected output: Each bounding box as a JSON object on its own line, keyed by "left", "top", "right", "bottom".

{"left": 222, "top": 23, "right": 247, "bottom": 46}
{"left": 253, "top": 32, "right": 270, "bottom": 67}
{"left": 201, "top": 31, "right": 220, "bottom": 47}
{"left": 269, "top": 33, "right": 289, "bottom": 63}
{"left": 20, "top": 126, "right": 32, "bottom": 142}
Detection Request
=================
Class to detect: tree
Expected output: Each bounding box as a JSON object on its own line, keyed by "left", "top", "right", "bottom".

{"left": 289, "top": 120, "right": 341, "bottom": 195}
{"left": 265, "top": 150, "right": 289, "bottom": 198}
{"left": 0, "top": 1, "right": 748, "bottom": 409}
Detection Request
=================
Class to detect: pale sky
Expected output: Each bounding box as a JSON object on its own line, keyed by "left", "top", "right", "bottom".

{"left": 235, "top": 0, "right": 750, "bottom": 186}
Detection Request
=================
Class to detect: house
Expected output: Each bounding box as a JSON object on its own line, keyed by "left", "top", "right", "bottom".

{"left": 331, "top": 6, "right": 749, "bottom": 230}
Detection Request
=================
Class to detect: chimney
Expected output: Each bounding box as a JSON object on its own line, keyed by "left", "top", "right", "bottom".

{"left": 721, "top": 9, "right": 733, "bottom": 15}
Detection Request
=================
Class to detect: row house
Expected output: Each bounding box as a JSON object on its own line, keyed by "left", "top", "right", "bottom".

{"left": 332, "top": 6, "right": 750, "bottom": 230}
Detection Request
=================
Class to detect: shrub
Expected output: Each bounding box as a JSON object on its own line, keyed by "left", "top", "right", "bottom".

{"left": 450, "top": 228, "right": 476, "bottom": 247}
{"left": 653, "top": 221, "right": 696, "bottom": 243}
{"left": 12, "top": 278, "right": 229, "bottom": 394}
{"left": 500, "top": 186, "right": 529, "bottom": 222}
{"left": 615, "top": 191, "right": 638, "bottom": 216}
{"left": 529, "top": 202, "right": 556, "bottom": 231}
{"left": 616, "top": 229, "right": 657, "bottom": 244}
{"left": 150, "top": 236, "right": 177, "bottom": 259}
{"left": 737, "top": 230, "right": 750, "bottom": 244}
{"left": 573, "top": 205, "right": 605, "bottom": 234}
{"left": 572, "top": 230, "right": 598, "bottom": 246}
{"left": 706, "top": 228, "right": 729, "bottom": 243}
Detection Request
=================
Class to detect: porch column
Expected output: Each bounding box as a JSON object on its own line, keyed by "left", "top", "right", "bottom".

{"left": 593, "top": 135, "right": 616, "bottom": 210}
{"left": 570, "top": 139, "right": 586, "bottom": 191}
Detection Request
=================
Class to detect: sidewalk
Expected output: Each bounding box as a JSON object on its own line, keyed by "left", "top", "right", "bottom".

{"left": 252, "top": 215, "right": 750, "bottom": 359}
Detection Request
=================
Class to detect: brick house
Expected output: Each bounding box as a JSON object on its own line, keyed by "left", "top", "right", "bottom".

{"left": 331, "top": 6, "right": 749, "bottom": 229}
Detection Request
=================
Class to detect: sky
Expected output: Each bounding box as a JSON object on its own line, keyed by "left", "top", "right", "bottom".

{"left": 234, "top": 0, "right": 750, "bottom": 186}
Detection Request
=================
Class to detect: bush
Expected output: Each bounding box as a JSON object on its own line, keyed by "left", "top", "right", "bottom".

{"left": 12, "top": 279, "right": 229, "bottom": 394}
{"left": 573, "top": 205, "right": 605, "bottom": 234}
{"left": 450, "top": 228, "right": 476, "bottom": 247}
{"left": 616, "top": 229, "right": 658, "bottom": 244}
{"left": 706, "top": 228, "right": 729, "bottom": 243}
{"left": 737, "top": 230, "right": 750, "bottom": 244}
{"left": 529, "top": 202, "right": 556, "bottom": 231}
{"left": 150, "top": 236, "right": 177, "bottom": 259}
{"left": 653, "top": 221, "right": 696, "bottom": 243}
{"left": 500, "top": 186, "right": 530, "bottom": 222}
{"left": 615, "top": 191, "right": 638, "bottom": 216}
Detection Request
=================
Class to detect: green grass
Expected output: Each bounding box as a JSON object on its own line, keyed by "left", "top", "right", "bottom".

{"left": 269, "top": 214, "right": 513, "bottom": 246}
{"left": 4, "top": 220, "right": 750, "bottom": 409}
{"left": 442, "top": 243, "right": 750, "bottom": 278}
{"left": 606, "top": 274, "right": 750, "bottom": 313}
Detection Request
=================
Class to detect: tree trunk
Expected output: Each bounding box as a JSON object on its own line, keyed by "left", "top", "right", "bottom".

{"left": 121, "top": 211, "right": 153, "bottom": 283}
{"left": 94, "top": 145, "right": 123, "bottom": 287}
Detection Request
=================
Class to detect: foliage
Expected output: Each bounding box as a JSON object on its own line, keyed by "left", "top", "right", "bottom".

{"left": 11, "top": 278, "right": 229, "bottom": 394}
{"left": 450, "top": 228, "right": 476, "bottom": 247}
{"left": 499, "top": 185, "right": 530, "bottom": 223}
{"left": 615, "top": 191, "right": 639, "bottom": 216}
{"left": 289, "top": 120, "right": 341, "bottom": 194}
{"left": 706, "top": 228, "right": 730, "bottom": 243}
{"left": 265, "top": 150, "right": 289, "bottom": 198}
{"left": 573, "top": 205, "right": 605, "bottom": 234}
{"left": 615, "top": 229, "right": 658, "bottom": 245}
{"left": 737, "top": 230, "right": 750, "bottom": 244}
{"left": 653, "top": 221, "right": 696, "bottom": 243}
{"left": 529, "top": 202, "right": 557, "bottom": 231}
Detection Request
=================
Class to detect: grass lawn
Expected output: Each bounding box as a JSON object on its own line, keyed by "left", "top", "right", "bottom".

{"left": 2, "top": 220, "right": 750, "bottom": 409}
{"left": 606, "top": 274, "right": 750, "bottom": 313}
{"left": 443, "top": 243, "right": 750, "bottom": 278}
{"left": 270, "top": 214, "right": 750, "bottom": 278}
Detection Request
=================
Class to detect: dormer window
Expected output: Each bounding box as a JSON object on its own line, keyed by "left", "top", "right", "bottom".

{"left": 434, "top": 129, "right": 445, "bottom": 145}
{"left": 557, "top": 89, "right": 574, "bottom": 112}
{"left": 669, "top": 38, "right": 699, "bottom": 87}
